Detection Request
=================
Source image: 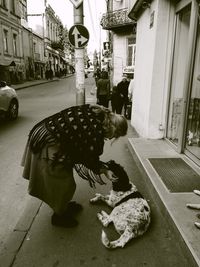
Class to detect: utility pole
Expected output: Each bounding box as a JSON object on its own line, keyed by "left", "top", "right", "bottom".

{"left": 69, "top": 1, "right": 89, "bottom": 105}
{"left": 74, "top": 3, "right": 85, "bottom": 105}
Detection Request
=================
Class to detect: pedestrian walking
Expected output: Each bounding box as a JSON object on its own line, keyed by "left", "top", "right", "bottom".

{"left": 115, "top": 75, "right": 130, "bottom": 115}
{"left": 49, "top": 68, "right": 53, "bottom": 80}
{"left": 94, "top": 67, "right": 101, "bottom": 86}
{"left": 96, "top": 71, "right": 110, "bottom": 108}
{"left": 45, "top": 69, "right": 50, "bottom": 80}
{"left": 111, "top": 86, "right": 118, "bottom": 113}
{"left": 21, "top": 104, "right": 128, "bottom": 228}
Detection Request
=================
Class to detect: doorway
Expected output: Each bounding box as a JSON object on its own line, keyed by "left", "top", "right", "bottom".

{"left": 167, "top": 3, "right": 191, "bottom": 147}
{"left": 167, "top": 1, "right": 199, "bottom": 163}
{"left": 185, "top": 21, "right": 200, "bottom": 160}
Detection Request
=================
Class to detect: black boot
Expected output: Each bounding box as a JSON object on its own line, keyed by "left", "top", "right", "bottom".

{"left": 66, "top": 201, "right": 83, "bottom": 215}
{"left": 51, "top": 213, "right": 78, "bottom": 228}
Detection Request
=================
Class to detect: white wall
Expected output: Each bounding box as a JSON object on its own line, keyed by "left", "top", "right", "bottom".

{"left": 112, "top": 31, "right": 135, "bottom": 86}
{"left": 132, "top": 1, "right": 157, "bottom": 137}
{"left": 113, "top": 0, "right": 128, "bottom": 10}
{"left": 131, "top": 0, "right": 174, "bottom": 138}
{"left": 113, "top": 33, "right": 128, "bottom": 86}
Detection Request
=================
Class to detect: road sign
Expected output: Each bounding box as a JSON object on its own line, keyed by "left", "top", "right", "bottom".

{"left": 69, "top": 0, "right": 83, "bottom": 8}
{"left": 103, "top": 42, "right": 110, "bottom": 51}
{"left": 68, "top": 24, "right": 89, "bottom": 48}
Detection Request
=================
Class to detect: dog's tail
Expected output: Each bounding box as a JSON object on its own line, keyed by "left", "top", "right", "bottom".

{"left": 101, "top": 228, "right": 134, "bottom": 249}
{"left": 101, "top": 230, "right": 111, "bottom": 248}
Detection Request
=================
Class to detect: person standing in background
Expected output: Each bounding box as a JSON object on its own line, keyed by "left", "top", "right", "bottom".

{"left": 94, "top": 67, "right": 101, "bottom": 86}
{"left": 115, "top": 75, "right": 130, "bottom": 115}
{"left": 96, "top": 71, "right": 110, "bottom": 108}
{"left": 111, "top": 86, "right": 118, "bottom": 113}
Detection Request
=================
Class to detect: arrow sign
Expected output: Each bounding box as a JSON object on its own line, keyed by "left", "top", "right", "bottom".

{"left": 68, "top": 24, "right": 89, "bottom": 48}
{"left": 69, "top": 0, "right": 83, "bottom": 8}
{"left": 72, "top": 27, "right": 88, "bottom": 47}
{"left": 103, "top": 42, "right": 110, "bottom": 51}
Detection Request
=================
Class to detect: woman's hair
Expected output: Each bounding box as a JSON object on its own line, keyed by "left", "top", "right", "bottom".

{"left": 108, "top": 113, "right": 128, "bottom": 139}
{"left": 91, "top": 105, "right": 128, "bottom": 139}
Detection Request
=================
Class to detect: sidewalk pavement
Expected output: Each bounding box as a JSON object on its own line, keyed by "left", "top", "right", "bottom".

{"left": 12, "top": 75, "right": 73, "bottom": 90}
{"left": 1, "top": 77, "right": 200, "bottom": 266}
{"left": 1, "top": 127, "right": 195, "bottom": 267}
{"left": 128, "top": 138, "right": 200, "bottom": 266}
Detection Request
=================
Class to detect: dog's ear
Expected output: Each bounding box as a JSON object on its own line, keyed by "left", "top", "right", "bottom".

{"left": 107, "top": 160, "right": 116, "bottom": 166}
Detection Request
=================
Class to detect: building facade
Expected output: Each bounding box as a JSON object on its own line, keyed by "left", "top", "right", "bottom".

{"left": 101, "top": 0, "right": 136, "bottom": 86}
{"left": 27, "top": 2, "right": 73, "bottom": 77}
{"left": 0, "top": 0, "right": 25, "bottom": 84}
{"left": 44, "top": 4, "right": 64, "bottom": 76}
{"left": 128, "top": 0, "right": 200, "bottom": 165}
{"left": 22, "top": 26, "right": 45, "bottom": 80}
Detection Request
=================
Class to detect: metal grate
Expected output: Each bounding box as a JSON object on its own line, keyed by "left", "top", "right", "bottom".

{"left": 148, "top": 158, "right": 200, "bottom": 192}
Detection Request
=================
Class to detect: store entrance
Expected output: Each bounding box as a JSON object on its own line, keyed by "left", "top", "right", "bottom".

{"left": 167, "top": 1, "right": 200, "bottom": 164}
{"left": 167, "top": 4, "right": 191, "bottom": 147}
{"left": 185, "top": 22, "right": 200, "bottom": 160}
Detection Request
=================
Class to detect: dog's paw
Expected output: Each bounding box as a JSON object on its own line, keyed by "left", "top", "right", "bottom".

{"left": 97, "top": 212, "right": 103, "bottom": 220}
{"left": 89, "top": 193, "right": 102, "bottom": 204}
{"left": 194, "top": 190, "right": 200, "bottom": 196}
{"left": 186, "top": 203, "right": 200, "bottom": 210}
{"left": 89, "top": 197, "right": 98, "bottom": 204}
{"left": 195, "top": 222, "right": 200, "bottom": 229}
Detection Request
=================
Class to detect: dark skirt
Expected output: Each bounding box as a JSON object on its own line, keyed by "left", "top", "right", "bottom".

{"left": 21, "top": 143, "right": 76, "bottom": 215}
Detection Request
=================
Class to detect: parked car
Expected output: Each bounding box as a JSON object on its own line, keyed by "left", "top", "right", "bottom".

{"left": 0, "top": 81, "right": 19, "bottom": 120}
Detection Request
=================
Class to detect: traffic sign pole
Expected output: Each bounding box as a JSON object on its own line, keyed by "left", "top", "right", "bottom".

{"left": 73, "top": 3, "right": 85, "bottom": 105}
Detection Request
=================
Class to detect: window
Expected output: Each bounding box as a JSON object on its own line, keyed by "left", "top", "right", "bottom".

{"left": 127, "top": 37, "right": 136, "bottom": 66}
{"left": 20, "top": 0, "right": 27, "bottom": 20}
{"left": 3, "top": 29, "right": 8, "bottom": 53}
{"left": 47, "top": 21, "right": 50, "bottom": 38}
{"left": 50, "top": 23, "right": 52, "bottom": 40}
{"left": 13, "top": 33, "right": 17, "bottom": 56}
{"left": 10, "top": 0, "right": 15, "bottom": 13}
{"left": 1, "top": 0, "right": 6, "bottom": 8}
{"left": 185, "top": 20, "right": 200, "bottom": 159}
{"left": 33, "top": 42, "right": 36, "bottom": 52}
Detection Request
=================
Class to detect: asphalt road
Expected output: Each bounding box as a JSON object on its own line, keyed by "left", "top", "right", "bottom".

{"left": 0, "top": 75, "right": 192, "bottom": 266}
{"left": 0, "top": 76, "right": 77, "bottom": 252}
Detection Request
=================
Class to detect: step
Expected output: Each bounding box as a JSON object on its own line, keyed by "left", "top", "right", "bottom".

{"left": 128, "top": 137, "right": 200, "bottom": 267}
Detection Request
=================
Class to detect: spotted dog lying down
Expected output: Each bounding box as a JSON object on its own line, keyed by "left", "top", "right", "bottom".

{"left": 90, "top": 160, "right": 151, "bottom": 249}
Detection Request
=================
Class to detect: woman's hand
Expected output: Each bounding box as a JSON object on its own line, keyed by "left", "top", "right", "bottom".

{"left": 100, "top": 168, "right": 118, "bottom": 182}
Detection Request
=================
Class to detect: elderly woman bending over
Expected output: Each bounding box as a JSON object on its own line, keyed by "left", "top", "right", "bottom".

{"left": 21, "top": 104, "right": 128, "bottom": 227}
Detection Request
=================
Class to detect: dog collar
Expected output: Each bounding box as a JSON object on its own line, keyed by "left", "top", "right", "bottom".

{"left": 115, "top": 191, "right": 144, "bottom": 207}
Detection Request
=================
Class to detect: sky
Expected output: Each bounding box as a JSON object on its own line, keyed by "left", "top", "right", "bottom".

{"left": 27, "top": 0, "right": 107, "bottom": 54}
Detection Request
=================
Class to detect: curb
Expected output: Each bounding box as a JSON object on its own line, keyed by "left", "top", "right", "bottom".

{"left": 0, "top": 199, "right": 42, "bottom": 267}
{"left": 127, "top": 139, "right": 199, "bottom": 267}
{"left": 13, "top": 79, "right": 59, "bottom": 91}
{"left": 13, "top": 74, "right": 74, "bottom": 91}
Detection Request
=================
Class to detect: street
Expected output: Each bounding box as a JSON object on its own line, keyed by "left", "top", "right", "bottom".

{"left": 0, "top": 76, "right": 192, "bottom": 266}
{"left": 0, "top": 76, "right": 77, "bottom": 252}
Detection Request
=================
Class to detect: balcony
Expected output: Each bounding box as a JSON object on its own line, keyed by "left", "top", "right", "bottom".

{"left": 100, "top": 8, "right": 135, "bottom": 31}
{"left": 34, "top": 53, "right": 40, "bottom": 62}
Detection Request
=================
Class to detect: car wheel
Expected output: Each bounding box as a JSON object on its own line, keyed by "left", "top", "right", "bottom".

{"left": 7, "top": 99, "right": 18, "bottom": 120}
